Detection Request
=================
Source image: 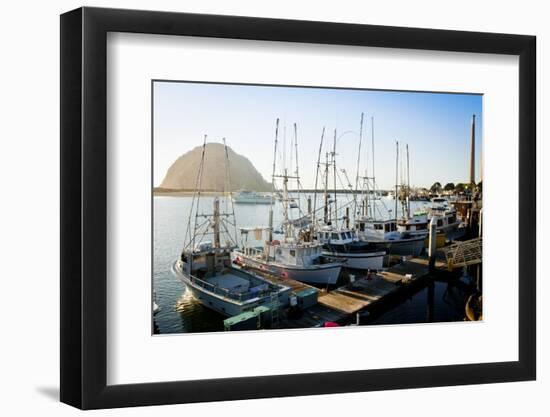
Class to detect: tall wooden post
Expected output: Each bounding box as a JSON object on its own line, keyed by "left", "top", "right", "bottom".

{"left": 428, "top": 217, "right": 437, "bottom": 272}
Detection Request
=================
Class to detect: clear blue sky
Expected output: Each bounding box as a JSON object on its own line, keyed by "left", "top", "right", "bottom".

{"left": 153, "top": 81, "right": 482, "bottom": 189}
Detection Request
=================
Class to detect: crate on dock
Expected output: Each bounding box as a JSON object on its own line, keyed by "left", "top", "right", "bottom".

{"left": 294, "top": 287, "right": 319, "bottom": 310}
{"left": 223, "top": 311, "right": 259, "bottom": 331}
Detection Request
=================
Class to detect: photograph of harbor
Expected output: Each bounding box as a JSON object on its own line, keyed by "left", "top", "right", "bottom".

{"left": 152, "top": 81, "right": 483, "bottom": 334}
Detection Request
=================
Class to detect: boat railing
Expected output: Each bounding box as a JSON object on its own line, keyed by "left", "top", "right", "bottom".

{"left": 243, "top": 246, "right": 265, "bottom": 257}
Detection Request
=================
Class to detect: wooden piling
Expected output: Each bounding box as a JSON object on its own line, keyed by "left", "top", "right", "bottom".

{"left": 428, "top": 217, "right": 437, "bottom": 271}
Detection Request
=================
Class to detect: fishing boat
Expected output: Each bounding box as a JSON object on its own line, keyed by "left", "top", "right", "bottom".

{"left": 232, "top": 190, "right": 272, "bottom": 204}
{"left": 173, "top": 137, "right": 290, "bottom": 317}
{"left": 317, "top": 226, "right": 385, "bottom": 270}
{"left": 233, "top": 232, "right": 343, "bottom": 285}
{"left": 351, "top": 118, "right": 425, "bottom": 256}
{"left": 311, "top": 119, "right": 386, "bottom": 270}
{"left": 355, "top": 217, "right": 426, "bottom": 256}
{"left": 233, "top": 120, "right": 343, "bottom": 285}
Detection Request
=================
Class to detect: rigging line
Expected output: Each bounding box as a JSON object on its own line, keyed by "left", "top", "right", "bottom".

{"left": 193, "top": 135, "right": 208, "bottom": 252}
{"left": 184, "top": 134, "right": 207, "bottom": 250}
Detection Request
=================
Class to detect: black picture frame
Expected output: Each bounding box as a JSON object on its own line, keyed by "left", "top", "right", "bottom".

{"left": 60, "top": 6, "right": 536, "bottom": 410}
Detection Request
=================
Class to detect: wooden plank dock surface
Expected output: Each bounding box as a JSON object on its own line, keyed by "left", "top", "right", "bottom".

{"left": 318, "top": 258, "right": 433, "bottom": 314}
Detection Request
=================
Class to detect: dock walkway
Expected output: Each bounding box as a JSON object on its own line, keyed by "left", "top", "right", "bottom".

{"left": 317, "top": 258, "right": 435, "bottom": 314}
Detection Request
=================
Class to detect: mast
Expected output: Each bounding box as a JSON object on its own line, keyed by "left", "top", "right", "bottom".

{"left": 223, "top": 138, "right": 238, "bottom": 244}
{"left": 395, "top": 141, "right": 399, "bottom": 221}
{"left": 324, "top": 151, "right": 330, "bottom": 225}
{"left": 354, "top": 113, "right": 364, "bottom": 219}
{"left": 371, "top": 116, "right": 376, "bottom": 218}
{"left": 283, "top": 168, "right": 290, "bottom": 239}
{"left": 269, "top": 118, "right": 280, "bottom": 243}
{"left": 406, "top": 144, "right": 411, "bottom": 218}
{"left": 186, "top": 135, "right": 207, "bottom": 251}
{"left": 333, "top": 129, "right": 338, "bottom": 229}
{"left": 294, "top": 122, "right": 301, "bottom": 214}
{"left": 213, "top": 197, "right": 220, "bottom": 248}
{"left": 313, "top": 127, "right": 325, "bottom": 232}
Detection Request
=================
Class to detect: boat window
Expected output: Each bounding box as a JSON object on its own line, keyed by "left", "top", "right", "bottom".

{"left": 290, "top": 250, "right": 296, "bottom": 257}
{"left": 384, "top": 223, "right": 390, "bottom": 232}
{"left": 331, "top": 233, "right": 339, "bottom": 240}
{"left": 374, "top": 223, "right": 383, "bottom": 230}
{"left": 359, "top": 223, "right": 365, "bottom": 231}
{"left": 345, "top": 232, "right": 352, "bottom": 239}
{"left": 437, "top": 219, "right": 443, "bottom": 227}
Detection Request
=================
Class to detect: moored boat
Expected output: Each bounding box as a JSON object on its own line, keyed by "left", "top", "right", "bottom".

{"left": 173, "top": 137, "right": 290, "bottom": 317}
{"left": 232, "top": 190, "right": 272, "bottom": 204}
{"left": 233, "top": 119, "right": 343, "bottom": 285}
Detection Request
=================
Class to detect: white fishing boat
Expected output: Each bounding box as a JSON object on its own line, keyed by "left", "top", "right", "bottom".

{"left": 317, "top": 227, "right": 385, "bottom": 270}
{"left": 233, "top": 235, "right": 342, "bottom": 285}
{"left": 310, "top": 118, "right": 386, "bottom": 270}
{"left": 233, "top": 120, "right": 343, "bottom": 285}
{"left": 232, "top": 190, "right": 271, "bottom": 204}
{"left": 355, "top": 217, "right": 426, "bottom": 256}
{"left": 352, "top": 121, "right": 425, "bottom": 256}
{"left": 173, "top": 137, "right": 290, "bottom": 317}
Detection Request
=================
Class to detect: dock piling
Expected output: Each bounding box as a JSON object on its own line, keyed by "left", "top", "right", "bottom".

{"left": 428, "top": 217, "right": 437, "bottom": 271}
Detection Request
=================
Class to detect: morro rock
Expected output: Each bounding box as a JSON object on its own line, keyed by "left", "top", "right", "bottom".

{"left": 159, "top": 143, "right": 271, "bottom": 192}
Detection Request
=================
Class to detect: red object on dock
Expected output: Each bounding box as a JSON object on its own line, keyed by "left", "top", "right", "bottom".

{"left": 324, "top": 321, "right": 340, "bottom": 327}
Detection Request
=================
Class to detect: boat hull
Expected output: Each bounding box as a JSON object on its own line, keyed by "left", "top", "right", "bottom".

{"left": 321, "top": 250, "right": 385, "bottom": 270}
{"left": 233, "top": 253, "right": 342, "bottom": 285}
{"left": 369, "top": 236, "right": 426, "bottom": 257}
{"left": 172, "top": 261, "right": 288, "bottom": 317}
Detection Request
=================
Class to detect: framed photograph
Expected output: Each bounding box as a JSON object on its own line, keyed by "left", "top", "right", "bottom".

{"left": 60, "top": 6, "right": 536, "bottom": 409}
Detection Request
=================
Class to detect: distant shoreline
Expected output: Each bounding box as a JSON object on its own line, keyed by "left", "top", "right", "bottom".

{"left": 153, "top": 187, "right": 389, "bottom": 197}
{"left": 154, "top": 188, "right": 225, "bottom": 197}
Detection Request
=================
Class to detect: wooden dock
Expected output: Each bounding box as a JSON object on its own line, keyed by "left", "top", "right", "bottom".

{"left": 317, "top": 258, "right": 437, "bottom": 315}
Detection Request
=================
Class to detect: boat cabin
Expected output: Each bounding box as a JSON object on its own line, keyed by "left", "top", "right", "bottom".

{"left": 316, "top": 229, "right": 358, "bottom": 245}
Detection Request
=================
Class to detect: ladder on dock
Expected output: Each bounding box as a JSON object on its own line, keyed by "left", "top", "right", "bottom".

{"left": 441, "top": 237, "right": 482, "bottom": 270}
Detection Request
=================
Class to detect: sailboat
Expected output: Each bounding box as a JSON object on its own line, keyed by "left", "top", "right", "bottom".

{"left": 172, "top": 136, "right": 291, "bottom": 317}
{"left": 232, "top": 120, "right": 343, "bottom": 285}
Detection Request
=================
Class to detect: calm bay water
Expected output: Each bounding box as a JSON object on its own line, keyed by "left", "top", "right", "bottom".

{"left": 153, "top": 195, "right": 474, "bottom": 334}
